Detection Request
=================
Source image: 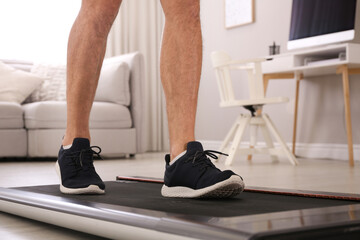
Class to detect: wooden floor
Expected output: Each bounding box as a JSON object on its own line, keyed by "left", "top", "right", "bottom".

{"left": 0, "top": 152, "right": 359, "bottom": 240}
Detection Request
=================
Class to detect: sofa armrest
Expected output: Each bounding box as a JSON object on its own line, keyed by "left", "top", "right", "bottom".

{"left": 104, "top": 52, "right": 147, "bottom": 153}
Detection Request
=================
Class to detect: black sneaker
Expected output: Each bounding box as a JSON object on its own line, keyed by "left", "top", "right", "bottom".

{"left": 161, "top": 141, "right": 245, "bottom": 198}
{"left": 55, "top": 138, "right": 105, "bottom": 194}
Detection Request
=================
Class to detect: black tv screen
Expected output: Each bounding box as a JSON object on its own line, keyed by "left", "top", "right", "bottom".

{"left": 289, "top": 0, "right": 357, "bottom": 41}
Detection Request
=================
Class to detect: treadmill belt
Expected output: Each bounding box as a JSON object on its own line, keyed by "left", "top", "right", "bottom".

{"left": 15, "top": 181, "right": 358, "bottom": 217}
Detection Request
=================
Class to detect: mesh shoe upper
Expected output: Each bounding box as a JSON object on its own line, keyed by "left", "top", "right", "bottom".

{"left": 58, "top": 138, "right": 105, "bottom": 190}
{"left": 164, "top": 141, "right": 241, "bottom": 190}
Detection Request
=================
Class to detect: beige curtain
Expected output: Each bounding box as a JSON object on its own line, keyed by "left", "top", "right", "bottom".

{"left": 105, "top": 0, "right": 169, "bottom": 152}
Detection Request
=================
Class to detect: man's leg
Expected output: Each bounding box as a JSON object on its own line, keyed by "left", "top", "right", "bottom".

{"left": 63, "top": 0, "right": 122, "bottom": 146}
{"left": 57, "top": 0, "right": 122, "bottom": 195}
{"left": 160, "top": 0, "right": 202, "bottom": 160}
{"left": 160, "top": 0, "right": 245, "bottom": 198}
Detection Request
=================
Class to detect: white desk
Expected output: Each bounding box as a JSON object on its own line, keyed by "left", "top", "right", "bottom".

{"left": 261, "top": 43, "right": 360, "bottom": 166}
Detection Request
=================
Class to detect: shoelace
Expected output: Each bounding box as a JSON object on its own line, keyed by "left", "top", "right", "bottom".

{"left": 68, "top": 146, "right": 102, "bottom": 168}
{"left": 186, "top": 150, "right": 228, "bottom": 171}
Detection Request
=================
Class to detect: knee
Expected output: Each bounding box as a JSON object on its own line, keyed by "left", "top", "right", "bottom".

{"left": 81, "top": 0, "right": 122, "bottom": 35}
{"left": 161, "top": 0, "right": 200, "bottom": 25}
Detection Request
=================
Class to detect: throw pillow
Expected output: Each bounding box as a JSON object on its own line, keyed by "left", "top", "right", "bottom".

{"left": 0, "top": 61, "right": 44, "bottom": 104}
{"left": 28, "top": 57, "right": 130, "bottom": 106}
{"left": 95, "top": 59, "right": 130, "bottom": 106}
{"left": 28, "top": 63, "right": 67, "bottom": 102}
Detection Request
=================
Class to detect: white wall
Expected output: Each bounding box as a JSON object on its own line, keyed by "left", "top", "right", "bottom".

{"left": 196, "top": 0, "right": 360, "bottom": 153}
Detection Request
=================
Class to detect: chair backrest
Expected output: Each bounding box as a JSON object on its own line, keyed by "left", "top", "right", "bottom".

{"left": 210, "top": 51, "right": 265, "bottom": 106}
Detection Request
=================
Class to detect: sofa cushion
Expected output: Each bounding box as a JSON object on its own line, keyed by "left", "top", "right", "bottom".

{"left": 23, "top": 101, "right": 132, "bottom": 129}
{"left": 0, "top": 102, "right": 24, "bottom": 128}
{"left": 0, "top": 61, "right": 44, "bottom": 104}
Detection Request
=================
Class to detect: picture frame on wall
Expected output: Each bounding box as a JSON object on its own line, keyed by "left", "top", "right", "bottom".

{"left": 225, "top": 0, "right": 255, "bottom": 29}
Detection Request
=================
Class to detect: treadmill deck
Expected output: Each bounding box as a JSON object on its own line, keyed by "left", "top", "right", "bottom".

{"left": 14, "top": 180, "right": 359, "bottom": 217}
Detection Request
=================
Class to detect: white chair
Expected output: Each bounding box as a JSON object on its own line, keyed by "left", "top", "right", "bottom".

{"left": 211, "top": 51, "right": 298, "bottom": 166}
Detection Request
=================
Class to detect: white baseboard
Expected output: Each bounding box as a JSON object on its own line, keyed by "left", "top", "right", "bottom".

{"left": 200, "top": 140, "right": 360, "bottom": 161}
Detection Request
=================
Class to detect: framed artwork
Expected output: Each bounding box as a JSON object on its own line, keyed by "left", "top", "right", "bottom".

{"left": 225, "top": 0, "right": 255, "bottom": 29}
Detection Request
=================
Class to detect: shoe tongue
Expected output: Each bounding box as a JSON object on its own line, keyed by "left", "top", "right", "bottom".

{"left": 186, "top": 141, "right": 203, "bottom": 155}
{"left": 70, "top": 138, "right": 90, "bottom": 151}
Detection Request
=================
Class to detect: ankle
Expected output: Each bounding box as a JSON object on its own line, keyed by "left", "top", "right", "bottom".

{"left": 170, "top": 143, "right": 188, "bottom": 161}
{"left": 62, "top": 133, "right": 90, "bottom": 146}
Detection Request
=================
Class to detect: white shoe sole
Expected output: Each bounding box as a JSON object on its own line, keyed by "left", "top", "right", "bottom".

{"left": 161, "top": 175, "right": 245, "bottom": 198}
{"left": 55, "top": 161, "right": 105, "bottom": 195}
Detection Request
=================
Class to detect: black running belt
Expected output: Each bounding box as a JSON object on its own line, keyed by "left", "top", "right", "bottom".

{"left": 14, "top": 181, "right": 358, "bottom": 217}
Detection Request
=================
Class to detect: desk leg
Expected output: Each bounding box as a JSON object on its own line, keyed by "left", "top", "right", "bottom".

{"left": 292, "top": 74, "right": 302, "bottom": 155}
{"left": 263, "top": 76, "right": 270, "bottom": 94}
{"left": 341, "top": 65, "right": 354, "bottom": 167}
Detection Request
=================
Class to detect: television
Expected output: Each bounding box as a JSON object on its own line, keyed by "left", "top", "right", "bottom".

{"left": 288, "top": 0, "right": 357, "bottom": 50}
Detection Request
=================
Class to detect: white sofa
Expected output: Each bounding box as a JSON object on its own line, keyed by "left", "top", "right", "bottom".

{"left": 0, "top": 52, "right": 146, "bottom": 158}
